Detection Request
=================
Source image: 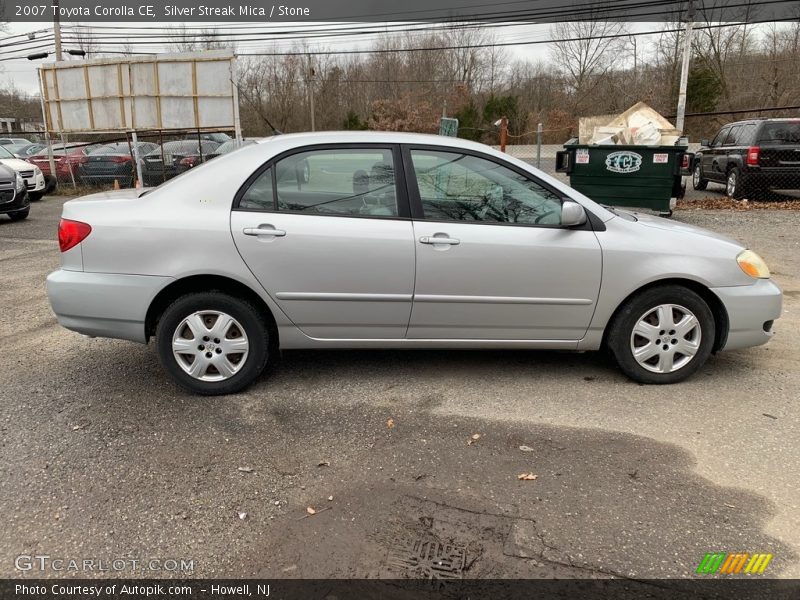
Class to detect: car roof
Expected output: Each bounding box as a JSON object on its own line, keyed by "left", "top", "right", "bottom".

{"left": 255, "top": 130, "right": 494, "bottom": 152}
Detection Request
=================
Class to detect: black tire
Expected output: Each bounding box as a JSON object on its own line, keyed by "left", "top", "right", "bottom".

{"left": 607, "top": 285, "right": 715, "bottom": 385}
{"left": 156, "top": 292, "right": 272, "bottom": 395}
{"left": 726, "top": 167, "right": 747, "bottom": 200}
{"left": 9, "top": 208, "right": 30, "bottom": 221}
{"left": 28, "top": 192, "right": 43, "bottom": 202}
{"left": 692, "top": 162, "right": 708, "bottom": 191}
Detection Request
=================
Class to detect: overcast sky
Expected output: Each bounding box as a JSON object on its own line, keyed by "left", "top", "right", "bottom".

{"left": 0, "top": 20, "right": 777, "bottom": 96}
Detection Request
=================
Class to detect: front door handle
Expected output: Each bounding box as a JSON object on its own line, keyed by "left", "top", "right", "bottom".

{"left": 243, "top": 226, "right": 286, "bottom": 237}
{"left": 419, "top": 235, "right": 460, "bottom": 246}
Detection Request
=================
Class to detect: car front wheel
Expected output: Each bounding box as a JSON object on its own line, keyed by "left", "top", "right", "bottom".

{"left": 156, "top": 292, "right": 272, "bottom": 395}
{"left": 607, "top": 285, "right": 715, "bottom": 384}
{"left": 9, "top": 207, "right": 30, "bottom": 221}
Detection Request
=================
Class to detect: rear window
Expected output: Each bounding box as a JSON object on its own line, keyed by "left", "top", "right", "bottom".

{"left": 758, "top": 122, "right": 800, "bottom": 144}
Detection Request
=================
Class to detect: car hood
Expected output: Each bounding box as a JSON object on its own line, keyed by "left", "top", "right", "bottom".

{"left": 0, "top": 158, "right": 37, "bottom": 172}
{"left": 623, "top": 211, "right": 743, "bottom": 248}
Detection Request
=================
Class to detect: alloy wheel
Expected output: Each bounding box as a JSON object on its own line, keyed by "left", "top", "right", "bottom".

{"left": 630, "top": 303, "right": 701, "bottom": 374}
{"left": 726, "top": 171, "right": 737, "bottom": 197}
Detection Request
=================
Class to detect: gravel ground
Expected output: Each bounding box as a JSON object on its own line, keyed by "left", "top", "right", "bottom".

{"left": 0, "top": 196, "right": 798, "bottom": 583}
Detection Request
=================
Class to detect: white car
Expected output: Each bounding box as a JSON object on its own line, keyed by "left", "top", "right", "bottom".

{"left": 0, "top": 144, "right": 47, "bottom": 201}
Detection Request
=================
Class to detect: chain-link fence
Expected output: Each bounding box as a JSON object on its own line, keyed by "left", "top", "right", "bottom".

{"left": 25, "top": 129, "right": 239, "bottom": 192}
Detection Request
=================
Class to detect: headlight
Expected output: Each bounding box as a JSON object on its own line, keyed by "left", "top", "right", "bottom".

{"left": 14, "top": 173, "right": 25, "bottom": 192}
{"left": 33, "top": 166, "right": 42, "bottom": 176}
{"left": 737, "top": 249, "right": 770, "bottom": 279}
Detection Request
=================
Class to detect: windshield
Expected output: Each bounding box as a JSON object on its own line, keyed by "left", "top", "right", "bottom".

{"left": 0, "top": 145, "right": 15, "bottom": 159}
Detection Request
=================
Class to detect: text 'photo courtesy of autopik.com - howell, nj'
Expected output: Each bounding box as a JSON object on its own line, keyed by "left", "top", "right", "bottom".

{"left": 1, "top": 0, "right": 800, "bottom": 599}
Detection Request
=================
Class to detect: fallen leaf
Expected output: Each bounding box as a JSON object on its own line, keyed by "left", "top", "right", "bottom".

{"left": 306, "top": 506, "right": 316, "bottom": 515}
{"left": 386, "top": 418, "right": 395, "bottom": 429}
{"left": 237, "top": 467, "right": 254, "bottom": 473}
{"left": 236, "top": 511, "right": 248, "bottom": 520}
{"left": 723, "top": 503, "right": 736, "bottom": 509}
{"left": 467, "top": 433, "right": 481, "bottom": 445}
{"left": 327, "top": 496, "right": 334, "bottom": 502}
{"left": 519, "top": 445, "right": 534, "bottom": 452}
{"left": 317, "top": 460, "right": 331, "bottom": 467}
{"left": 72, "top": 425, "right": 83, "bottom": 431}
{"left": 517, "top": 473, "right": 538, "bottom": 481}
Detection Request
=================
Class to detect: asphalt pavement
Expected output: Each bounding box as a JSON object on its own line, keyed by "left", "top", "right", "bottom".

{"left": 0, "top": 194, "right": 798, "bottom": 582}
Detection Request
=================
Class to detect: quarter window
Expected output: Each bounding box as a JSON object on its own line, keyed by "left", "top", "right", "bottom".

{"left": 273, "top": 148, "right": 398, "bottom": 217}
{"left": 239, "top": 167, "right": 274, "bottom": 211}
{"left": 409, "top": 150, "right": 562, "bottom": 225}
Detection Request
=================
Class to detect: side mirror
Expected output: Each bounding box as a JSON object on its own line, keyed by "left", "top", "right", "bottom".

{"left": 561, "top": 200, "right": 588, "bottom": 227}
{"left": 700, "top": 139, "right": 710, "bottom": 147}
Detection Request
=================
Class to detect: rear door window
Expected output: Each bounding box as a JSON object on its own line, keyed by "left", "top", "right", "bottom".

{"left": 723, "top": 126, "right": 741, "bottom": 146}
{"left": 273, "top": 148, "right": 398, "bottom": 217}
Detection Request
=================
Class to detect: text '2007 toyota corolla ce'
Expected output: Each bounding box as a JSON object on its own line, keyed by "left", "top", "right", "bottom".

{"left": 46, "top": 132, "right": 782, "bottom": 395}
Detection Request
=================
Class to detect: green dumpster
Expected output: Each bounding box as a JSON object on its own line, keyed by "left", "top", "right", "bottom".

{"left": 555, "top": 139, "right": 693, "bottom": 216}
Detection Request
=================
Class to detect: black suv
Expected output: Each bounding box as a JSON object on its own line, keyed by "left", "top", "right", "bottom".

{"left": 693, "top": 118, "right": 800, "bottom": 199}
{"left": 0, "top": 163, "right": 30, "bottom": 221}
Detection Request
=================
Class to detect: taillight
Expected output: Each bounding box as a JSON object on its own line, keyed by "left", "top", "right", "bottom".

{"left": 179, "top": 156, "right": 199, "bottom": 167}
{"left": 746, "top": 146, "right": 760, "bottom": 166}
{"left": 58, "top": 219, "right": 92, "bottom": 252}
{"left": 681, "top": 154, "right": 690, "bottom": 169}
{"left": 110, "top": 155, "right": 132, "bottom": 164}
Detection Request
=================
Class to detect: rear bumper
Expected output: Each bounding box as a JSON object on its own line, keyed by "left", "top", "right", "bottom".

{"left": 742, "top": 170, "right": 800, "bottom": 190}
{"left": 46, "top": 269, "right": 172, "bottom": 343}
{"left": 711, "top": 279, "right": 783, "bottom": 351}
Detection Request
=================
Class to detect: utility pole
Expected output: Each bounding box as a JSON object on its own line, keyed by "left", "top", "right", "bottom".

{"left": 675, "top": 0, "right": 695, "bottom": 133}
{"left": 52, "top": 0, "right": 63, "bottom": 60}
{"left": 307, "top": 55, "right": 316, "bottom": 132}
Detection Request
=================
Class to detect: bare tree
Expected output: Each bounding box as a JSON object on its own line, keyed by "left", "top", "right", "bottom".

{"left": 549, "top": 20, "right": 627, "bottom": 112}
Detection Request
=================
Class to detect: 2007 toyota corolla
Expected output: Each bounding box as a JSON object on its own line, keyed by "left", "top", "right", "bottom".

{"left": 46, "top": 132, "right": 782, "bottom": 395}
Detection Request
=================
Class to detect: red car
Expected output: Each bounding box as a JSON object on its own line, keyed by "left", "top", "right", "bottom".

{"left": 28, "top": 144, "right": 97, "bottom": 182}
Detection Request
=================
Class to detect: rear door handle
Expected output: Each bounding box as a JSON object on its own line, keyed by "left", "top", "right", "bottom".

{"left": 419, "top": 236, "right": 460, "bottom": 245}
{"left": 243, "top": 226, "right": 286, "bottom": 237}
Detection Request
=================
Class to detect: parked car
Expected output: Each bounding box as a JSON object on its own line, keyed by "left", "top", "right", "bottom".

{"left": 0, "top": 143, "right": 48, "bottom": 201}
{"left": 46, "top": 132, "right": 782, "bottom": 395}
{"left": 208, "top": 138, "right": 256, "bottom": 159}
{"left": 78, "top": 142, "right": 158, "bottom": 187}
{"left": 28, "top": 143, "right": 96, "bottom": 183}
{"left": 139, "top": 140, "right": 220, "bottom": 186}
{"left": 184, "top": 132, "right": 232, "bottom": 144}
{"left": 0, "top": 137, "right": 31, "bottom": 146}
{"left": 4, "top": 142, "right": 46, "bottom": 158}
{"left": 693, "top": 118, "right": 800, "bottom": 199}
{"left": 0, "top": 163, "right": 30, "bottom": 221}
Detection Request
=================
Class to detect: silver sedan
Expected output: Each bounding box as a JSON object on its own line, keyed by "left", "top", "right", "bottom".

{"left": 46, "top": 132, "right": 782, "bottom": 395}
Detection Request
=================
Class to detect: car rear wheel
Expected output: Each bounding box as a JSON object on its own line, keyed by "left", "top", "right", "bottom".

{"left": 156, "top": 292, "right": 272, "bottom": 395}
{"left": 726, "top": 167, "right": 747, "bottom": 199}
{"left": 607, "top": 285, "right": 715, "bottom": 384}
{"left": 692, "top": 163, "right": 708, "bottom": 191}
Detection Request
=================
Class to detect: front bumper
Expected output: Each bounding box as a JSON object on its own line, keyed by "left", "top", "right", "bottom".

{"left": 711, "top": 279, "right": 783, "bottom": 351}
{"left": 23, "top": 171, "right": 46, "bottom": 192}
{"left": 0, "top": 188, "right": 30, "bottom": 214}
{"left": 46, "top": 269, "right": 172, "bottom": 343}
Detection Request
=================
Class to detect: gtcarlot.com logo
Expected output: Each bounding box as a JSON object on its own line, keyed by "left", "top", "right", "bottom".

{"left": 696, "top": 552, "right": 773, "bottom": 575}
{"left": 15, "top": 554, "right": 195, "bottom": 573}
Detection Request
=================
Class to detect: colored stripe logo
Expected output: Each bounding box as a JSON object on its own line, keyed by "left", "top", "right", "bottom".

{"left": 696, "top": 552, "right": 773, "bottom": 575}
